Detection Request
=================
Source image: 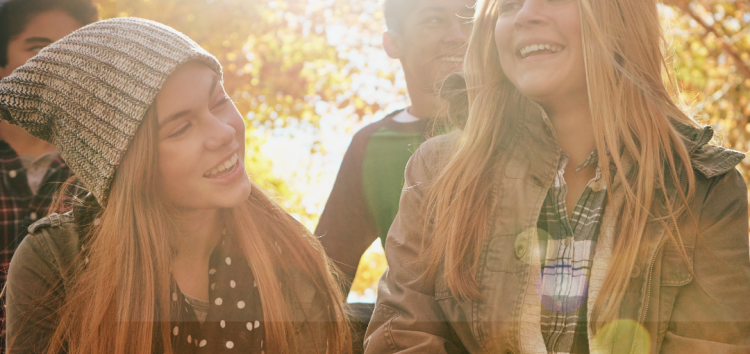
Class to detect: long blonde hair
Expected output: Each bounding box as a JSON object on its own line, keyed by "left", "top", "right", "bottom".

{"left": 40, "top": 106, "right": 351, "bottom": 354}
{"left": 420, "top": 0, "right": 698, "bottom": 332}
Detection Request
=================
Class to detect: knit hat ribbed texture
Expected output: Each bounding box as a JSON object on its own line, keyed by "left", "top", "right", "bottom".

{"left": 0, "top": 17, "right": 222, "bottom": 207}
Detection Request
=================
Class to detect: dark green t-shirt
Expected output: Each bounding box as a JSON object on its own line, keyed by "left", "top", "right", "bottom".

{"left": 362, "top": 125, "right": 425, "bottom": 248}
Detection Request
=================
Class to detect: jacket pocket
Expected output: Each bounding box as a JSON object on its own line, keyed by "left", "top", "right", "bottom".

{"left": 660, "top": 245, "right": 694, "bottom": 286}
{"left": 485, "top": 230, "right": 531, "bottom": 273}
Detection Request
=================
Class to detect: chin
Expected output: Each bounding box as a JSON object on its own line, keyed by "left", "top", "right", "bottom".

{"left": 512, "top": 79, "right": 554, "bottom": 100}
{"left": 221, "top": 184, "right": 252, "bottom": 209}
{"left": 177, "top": 183, "right": 252, "bottom": 211}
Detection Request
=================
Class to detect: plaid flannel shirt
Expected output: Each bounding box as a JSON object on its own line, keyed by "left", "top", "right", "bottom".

{"left": 538, "top": 150, "right": 608, "bottom": 354}
{"left": 0, "top": 140, "right": 74, "bottom": 286}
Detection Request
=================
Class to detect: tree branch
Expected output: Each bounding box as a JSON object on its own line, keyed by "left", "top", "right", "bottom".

{"left": 664, "top": 0, "right": 750, "bottom": 79}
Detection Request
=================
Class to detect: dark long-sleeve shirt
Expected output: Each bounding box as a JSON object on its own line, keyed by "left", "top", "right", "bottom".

{"left": 315, "top": 110, "right": 432, "bottom": 284}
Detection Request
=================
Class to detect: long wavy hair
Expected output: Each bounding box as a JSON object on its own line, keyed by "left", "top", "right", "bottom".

{"left": 35, "top": 104, "right": 351, "bottom": 354}
{"left": 420, "top": 0, "right": 698, "bottom": 332}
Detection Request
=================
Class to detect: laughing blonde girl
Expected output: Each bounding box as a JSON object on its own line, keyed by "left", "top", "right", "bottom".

{"left": 364, "top": 0, "right": 750, "bottom": 353}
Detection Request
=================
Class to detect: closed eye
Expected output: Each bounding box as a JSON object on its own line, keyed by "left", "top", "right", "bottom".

{"left": 499, "top": 0, "right": 522, "bottom": 13}
{"left": 169, "top": 122, "right": 191, "bottom": 138}
{"left": 212, "top": 94, "right": 231, "bottom": 110}
{"left": 424, "top": 16, "right": 445, "bottom": 25}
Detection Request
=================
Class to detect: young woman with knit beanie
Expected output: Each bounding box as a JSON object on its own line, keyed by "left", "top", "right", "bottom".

{"left": 0, "top": 18, "right": 351, "bottom": 354}
{"left": 364, "top": 0, "right": 750, "bottom": 353}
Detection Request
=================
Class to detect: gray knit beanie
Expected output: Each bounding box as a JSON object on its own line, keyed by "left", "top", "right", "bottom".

{"left": 0, "top": 17, "right": 222, "bottom": 207}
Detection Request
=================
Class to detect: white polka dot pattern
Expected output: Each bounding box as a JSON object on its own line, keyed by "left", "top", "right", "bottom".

{"left": 169, "top": 233, "right": 264, "bottom": 353}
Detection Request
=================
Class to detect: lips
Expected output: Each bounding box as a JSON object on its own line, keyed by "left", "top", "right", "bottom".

{"left": 519, "top": 43, "right": 562, "bottom": 58}
{"left": 203, "top": 152, "right": 239, "bottom": 178}
{"left": 515, "top": 40, "right": 566, "bottom": 59}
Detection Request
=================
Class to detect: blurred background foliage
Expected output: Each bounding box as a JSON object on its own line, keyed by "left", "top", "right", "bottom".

{"left": 93, "top": 0, "right": 749, "bottom": 301}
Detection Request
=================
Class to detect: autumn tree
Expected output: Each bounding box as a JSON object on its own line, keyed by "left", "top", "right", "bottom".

{"left": 92, "top": 0, "right": 749, "bottom": 298}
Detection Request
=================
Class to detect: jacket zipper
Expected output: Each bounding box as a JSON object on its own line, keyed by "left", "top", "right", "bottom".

{"left": 629, "top": 167, "right": 689, "bottom": 354}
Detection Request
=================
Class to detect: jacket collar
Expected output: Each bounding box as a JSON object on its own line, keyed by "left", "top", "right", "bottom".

{"left": 440, "top": 72, "right": 745, "bottom": 178}
{"left": 674, "top": 122, "right": 746, "bottom": 178}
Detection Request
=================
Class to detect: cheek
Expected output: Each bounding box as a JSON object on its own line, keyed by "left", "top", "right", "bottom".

{"left": 494, "top": 21, "right": 515, "bottom": 73}
{"left": 157, "top": 144, "right": 196, "bottom": 195}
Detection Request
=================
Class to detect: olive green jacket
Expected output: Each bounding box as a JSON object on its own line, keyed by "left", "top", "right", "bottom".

{"left": 5, "top": 212, "right": 329, "bottom": 353}
{"left": 364, "top": 108, "right": 750, "bottom": 354}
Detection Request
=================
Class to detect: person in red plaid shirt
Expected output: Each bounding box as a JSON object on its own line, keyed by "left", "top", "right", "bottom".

{"left": 0, "top": 0, "right": 98, "bottom": 338}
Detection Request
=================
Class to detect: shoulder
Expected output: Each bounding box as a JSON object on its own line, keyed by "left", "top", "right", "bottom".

{"left": 350, "top": 110, "right": 403, "bottom": 142}
{"left": 689, "top": 144, "right": 746, "bottom": 179}
{"left": 675, "top": 124, "right": 748, "bottom": 216}
{"left": 686, "top": 139, "right": 746, "bottom": 209}
{"left": 409, "top": 130, "right": 461, "bottom": 178}
{"left": 12, "top": 212, "right": 80, "bottom": 278}
{"left": 694, "top": 166, "right": 747, "bottom": 210}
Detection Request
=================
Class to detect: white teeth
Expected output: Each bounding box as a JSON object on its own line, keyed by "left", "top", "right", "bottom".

{"left": 204, "top": 153, "right": 239, "bottom": 177}
{"left": 519, "top": 44, "right": 561, "bottom": 58}
{"left": 442, "top": 57, "right": 464, "bottom": 62}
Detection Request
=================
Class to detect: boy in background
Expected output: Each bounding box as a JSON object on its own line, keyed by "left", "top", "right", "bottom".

{"left": 0, "top": 0, "right": 98, "bottom": 338}
{"left": 315, "top": 0, "right": 474, "bottom": 348}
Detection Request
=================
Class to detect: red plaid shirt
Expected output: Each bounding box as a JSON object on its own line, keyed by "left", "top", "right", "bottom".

{"left": 0, "top": 140, "right": 74, "bottom": 285}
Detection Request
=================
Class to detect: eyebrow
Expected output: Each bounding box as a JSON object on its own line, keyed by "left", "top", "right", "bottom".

{"left": 158, "top": 75, "right": 220, "bottom": 129}
{"left": 419, "top": 6, "right": 446, "bottom": 15}
{"left": 24, "top": 37, "right": 53, "bottom": 45}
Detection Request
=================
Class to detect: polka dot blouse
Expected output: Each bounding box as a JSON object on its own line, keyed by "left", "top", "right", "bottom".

{"left": 169, "top": 235, "right": 265, "bottom": 353}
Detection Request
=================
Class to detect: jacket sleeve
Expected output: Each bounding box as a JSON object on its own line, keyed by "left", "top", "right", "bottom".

{"left": 363, "top": 145, "right": 466, "bottom": 354}
{"left": 316, "top": 126, "right": 380, "bottom": 286}
{"left": 5, "top": 230, "right": 66, "bottom": 354}
{"left": 661, "top": 169, "right": 750, "bottom": 353}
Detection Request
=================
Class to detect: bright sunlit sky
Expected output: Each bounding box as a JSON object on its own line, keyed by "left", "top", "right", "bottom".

{"left": 255, "top": 0, "right": 409, "bottom": 228}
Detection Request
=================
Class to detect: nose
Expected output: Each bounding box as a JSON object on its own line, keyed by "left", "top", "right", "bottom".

{"left": 203, "top": 114, "right": 235, "bottom": 151}
{"left": 514, "top": 0, "right": 547, "bottom": 29}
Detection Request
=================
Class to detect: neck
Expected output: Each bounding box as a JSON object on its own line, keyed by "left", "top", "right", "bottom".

{"left": 403, "top": 74, "right": 447, "bottom": 120}
{"left": 0, "top": 121, "right": 57, "bottom": 158}
{"left": 174, "top": 208, "right": 223, "bottom": 264}
{"left": 543, "top": 99, "right": 596, "bottom": 168}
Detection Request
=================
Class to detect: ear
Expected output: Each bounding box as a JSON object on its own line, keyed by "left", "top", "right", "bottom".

{"left": 382, "top": 31, "right": 404, "bottom": 59}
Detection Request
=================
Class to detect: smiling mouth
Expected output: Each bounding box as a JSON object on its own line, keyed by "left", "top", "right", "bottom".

{"left": 204, "top": 153, "right": 239, "bottom": 178}
{"left": 518, "top": 44, "right": 563, "bottom": 59}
